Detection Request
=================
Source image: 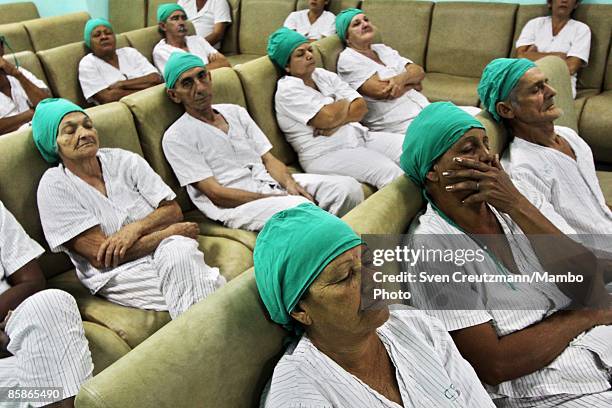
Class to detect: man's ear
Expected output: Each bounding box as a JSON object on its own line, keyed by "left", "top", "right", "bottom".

{"left": 289, "top": 301, "right": 312, "bottom": 328}
{"left": 496, "top": 101, "right": 515, "bottom": 120}
{"left": 166, "top": 88, "right": 181, "bottom": 104}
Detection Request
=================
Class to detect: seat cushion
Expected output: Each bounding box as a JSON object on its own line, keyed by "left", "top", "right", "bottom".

{"left": 421, "top": 73, "right": 480, "bottom": 106}
{"left": 83, "top": 321, "right": 131, "bottom": 375}
{"left": 0, "top": 22, "right": 33, "bottom": 53}
{"left": 580, "top": 90, "right": 612, "bottom": 165}
{"left": 575, "top": 88, "right": 600, "bottom": 122}
{"left": 23, "top": 11, "right": 90, "bottom": 52}
{"left": 226, "top": 53, "right": 261, "bottom": 67}
{"left": 0, "top": 2, "right": 39, "bottom": 25}
{"left": 596, "top": 171, "right": 612, "bottom": 205}
{"left": 184, "top": 210, "right": 258, "bottom": 251}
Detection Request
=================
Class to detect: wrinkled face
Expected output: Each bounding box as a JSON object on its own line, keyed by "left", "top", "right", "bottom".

{"left": 90, "top": 25, "right": 116, "bottom": 55}
{"left": 308, "top": 0, "right": 328, "bottom": 13}
{"left": 292, "top": 245, "right": 390, "bottom": 338}
{"left": 287, "top": 43, "right": 316, "bottom": 77}
{"left": 549, "top": 0, "right": 578, "bottom": 18}
{"left": 56, "top": 112, "right": 99, "bottom": 162}
{"left": 346, "top": 13, "right": 376, "bottom": 45}
{"left": 161, "top": 10, "right": 188, "bottom": 38}
{"left": 167, "top": 66, "right": 213, "bottom": 111}
{"left": 501, "top": 68, "right": 562, "bottom": 125}
{"left": 426, "top": 128, "right": 493, "bottom": 202}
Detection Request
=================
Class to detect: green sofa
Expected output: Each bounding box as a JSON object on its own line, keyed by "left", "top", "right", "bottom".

{"left": 0, "top": 2, "right": 39, "bottom": 25}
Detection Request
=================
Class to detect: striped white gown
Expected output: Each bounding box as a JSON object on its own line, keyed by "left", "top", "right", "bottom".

{"left": 261, "top": 309, "right": 495, "bottom": 408}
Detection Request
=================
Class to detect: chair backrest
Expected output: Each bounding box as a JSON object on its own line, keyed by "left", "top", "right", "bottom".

{"left": 0, "top": 2, "right": 39, "bottom": 25}
{"left": 0, "top": 22, "right": 33, "bottom": 53}
{"left": 234, "top": 56, "right": 298, "bottom": 166}
{"left": 147, "top": 0, "right": 170, "bottom": 27}
{"left": 604, "top": 42, "right": 612, "bottom": 92}
{"left": 426, "top": 2, "right": 517, "bottom": 77}
{"left": 311, "top": 34, "right": 344, "bottom": 73}
{"left": 23, "top": 12, "right": 90, "bottom": 52}
{"left": 362, "top": 0, "right": 433, "bottom": 67}
{"left": 296, "top": 0, "right": 361, "bottom": 15}
{"left": 6, "top": 50, "right": 48, "bottom": 87}
{"left": 511, "top": 4, "right": 548, "bottom": 58}
{"left": 108, "top": 0, "right": 147, "bottom": 34}
{"left": 37, "top": 35, "right": 129, "bottom": 107}
{"left": 120, "top": 67, "right": 247, "bottom": 212}
{"left": 239, "top": 0, "right": 296, "bottom": 55}
{"left": 123, "top": 26, "right": 161, "bottom": 63}
{"left": 220, "top": 0, "right": 241, "bottom": 56}
{"left": 0, "top": 102, "right": 143, "bottom": 279}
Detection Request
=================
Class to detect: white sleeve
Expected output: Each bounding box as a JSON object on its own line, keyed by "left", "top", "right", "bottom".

{"left": 163, "top": 130, "right": 215, "bottom": 186}
{"left": 197, "top": 37, "right": 219, "bottom": 58}
{"left": 337, "top": 50, "right": 377, "bottom": 90}
{"left": 212, "top": 0, "right": 231, "bottom": 24}
{"left": 0, "top": 202, "right": 44, "bottom": 277}
{"left": 126, "top": 47, "right": 159, "bottom": 77}
{"left": 283, "top": 12, "right": 298, "bottom": 30}
{"left": 128, "top": 152, "right": 176, "bottom": 207}
{"left": 320, "top": 13, "right": 336, "bottom": 37}
{"left": 515, "top": 18, "right": 537, "bottom": 48}
{"left": 37, "top": 171, "right": 100, "bottom": 253}
{"left": 78, "top": 56, "right": 109, "bottom": 100}
{"left": 377, "top": 44, "right": 412, "bottom": 70}
{"left": 152, "top": 42, "right": 172, "bottom": 74}
{"left": 236, "top": 106, "right": 273, "bottom": 156}
{"left": 275, "top": 80, "right": 328, "bottom": 126}
{"left": 567, "top": 22, "right": 591, "bottom": 64}
{"left": 326, "top": 70, "right": 362, "bottom": 102}
{"left": 17, "top": 67, "right": 47, "bottom": 90}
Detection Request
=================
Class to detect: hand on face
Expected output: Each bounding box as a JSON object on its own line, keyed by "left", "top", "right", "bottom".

{"left": 442, "top": 154, "right": 527, "bottom": 213}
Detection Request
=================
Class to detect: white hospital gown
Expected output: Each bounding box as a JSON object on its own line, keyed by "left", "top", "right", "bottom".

{"left": 261, "top": 309, "right": 495, "bottom": 408}
{"left": 502, "top": 126, "right": 612, "bottom": 255}
{"left": 275, "top": 68, "right": 403, "bottom": 188}
{"left": 78, "top": 47, "right": 159, "bottom": 103}
{"left": 0, "top": 67, "right": 47, "bottom": 121}
{"left": 516, "top": 16, "right": 591, "bottom": 98}
{"left": 178, "top": 0, "right": 231, "bottom": 49}
{"left": 153, "top": 35, "right": 218, "bottom": 74}
{"left": 37, "top": 148, "right": 223, "bottom": 318}
{"left": 283, "top": 10, "right": 336, "bottom": 40}
{"left": 0, "top": 201, "right": 92, "bottom": 407}
{"left": 162, "top": 104, "right": 363, "bottom": 231}
{"left": 407, "top": 203, "right": 612, "bottom": 407}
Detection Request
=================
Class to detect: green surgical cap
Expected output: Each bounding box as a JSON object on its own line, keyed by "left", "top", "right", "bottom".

{"left": 335, "top": 8, "right": 363, "bottom": 42}
{"left": 164, "top": 51, "right": 206, "bottom": 89}
{"left": 83, "top": 18, "right": 113, "bottom": 48}
{"left": 157, "top": 3, "right": 185, "bottom": 23}
{"left": 254, "top": 203, "right": 362, "bottom": 332}
{"left": 400, "top": 102, "right": 485, "bottom": 188}
{"left": 267, "top": 27, "right": 309, "bottom": 69}
{"left": 478, "top": 58, "right": 536, "bottom": 122}
{"left": 32, "top": 98, "right": 85, "bottom": 164}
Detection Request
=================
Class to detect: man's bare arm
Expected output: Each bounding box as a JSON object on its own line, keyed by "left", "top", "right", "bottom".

{"left": 0, "top": 260, "right": 46, "bottom": 321}
{"left": 204, "top": 22, "right": 229, "bottom": 48}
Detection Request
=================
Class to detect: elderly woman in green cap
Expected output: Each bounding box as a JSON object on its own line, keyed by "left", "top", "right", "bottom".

{"left": 78, "top": 18, "right": 162, "bottom": 105}
{"left": 479, "top": 57, "right": 612, "bottom": 260}
{"left": 33, "top": 98, "right": 224, "bottom": 319}
{"left": 268, "top": 27, "right": 403, "bottom": 189}
{"left": 153, "top": 3, "right": 229, "bottom": 74}
{"left": 255, "top": 202, "right": 495, "bottom": 407}
{"left": 403, "top": 101, "right": 612, "bottom": 406}
{"left": 334, "top": 9, "right": 479, "bottom": 135}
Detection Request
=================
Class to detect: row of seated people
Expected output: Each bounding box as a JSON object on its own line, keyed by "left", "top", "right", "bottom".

{"left": 0, "top": 0, "right": 591, "bottom": 134}
{"left": 2, "top": 6, "right": 609, "bottom": 408}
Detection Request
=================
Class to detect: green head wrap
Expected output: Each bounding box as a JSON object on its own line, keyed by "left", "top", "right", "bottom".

{"left": 83, "top": 18, "right": 113, "bottom": 48}
{"left": 164, "top": 51, "right": 206, "bottom": 89}
{"left": 267, "top": 27, "right": 309, "bottom": 69}
{"left": 335, "top": 8, "right": 363, "bottom": 42}
{"left": 32, "top": 98, "right": 86, "bottom": 164}
{"left": 157, "top": 3, "right": 185, "bottom": 23}
{"left": 478, "top": 58, "right": 536, "bottom": 122}
{"left": 254, "top": 203, "right": 362, "bottom": 332}
{"left": 401, "top": 101, "right": 485, "bottom": 188}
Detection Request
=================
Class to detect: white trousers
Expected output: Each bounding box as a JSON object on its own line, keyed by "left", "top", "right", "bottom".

{"left": 0, "top": 289, "right": 93, "bottom": 407}
{"left": 220, "top": 173, "right": 363, "bottom": 231}
{"left": 301, "top": 131, "right": 404, "bottom": 189}
{"left": 97, "top": 235, "right": 226, "bottom": 319}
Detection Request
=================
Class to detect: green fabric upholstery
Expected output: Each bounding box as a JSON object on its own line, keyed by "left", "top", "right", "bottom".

{"left": 311, "top": 34, "right": 343, "bottom": 73}
{"left": 5, "top": 50, "right": 48, "bottom": 87}
{"left": 0, "top": 22, "right": 33, "bottom": 53}
{"left": 604, "top": 42, "right": 612, "bottom": 91}
{"left": 596, "top": 171, "right": 612, "bottom": 204}
{"left": 0, "top": 2, "right": 39, "bottom": 25}
{"left": 573, "top": 5, "right": 612, "bottom": 92}
{"left": 226, "top": 52, "right": 262, "bottom": 66}
{"left": 82, "top": 321, "right": 131, "bottom": 375}
{"left": 511, "top": 4, "right": 548, "bottom": 58}
{"left": 220, "top": 0, "right": 240, "bottom": 55}
{"left": 580, "top": 91, "right": 612, "bottom": 164}
{"left": 123, "top": 26, "right": 159, "bottom": 63}
{"left": 421, "top": 73, "right": 479, "bottom": 106}
{"left": 146, "top": 0, "right": 169, "bottom": 27}
{"left": 76, "top": 270, "right": 287, "bottom": 408}
{"left": 234, "top": 56, "right": 298, "bottom": 166}
{"left": 574, "top": 88, "right": 599, "bottom": 123}
{"left": 108, "top": 0, "right": 146, "bottom": 34}
{"left": 36, "top": 35, "right": 129, "bottom": 107}
{"left": 427, "top": 3, "right": 517, "bottom": 77}
{"left": 361, "top": 0, "right": 433, "bottom": 67}
{"left": 239, "top": 0, "right": 296, "bottom": 55}
{"left": 296, "top": 0, "right": 361, "bottom": 15}
{"left": 23, "top": 12, "right": 90, "bottom": 52}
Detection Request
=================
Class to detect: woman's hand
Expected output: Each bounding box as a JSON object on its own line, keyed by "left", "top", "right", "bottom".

{"left": 96, "top": 223, "right": 143, "bottom": 268}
